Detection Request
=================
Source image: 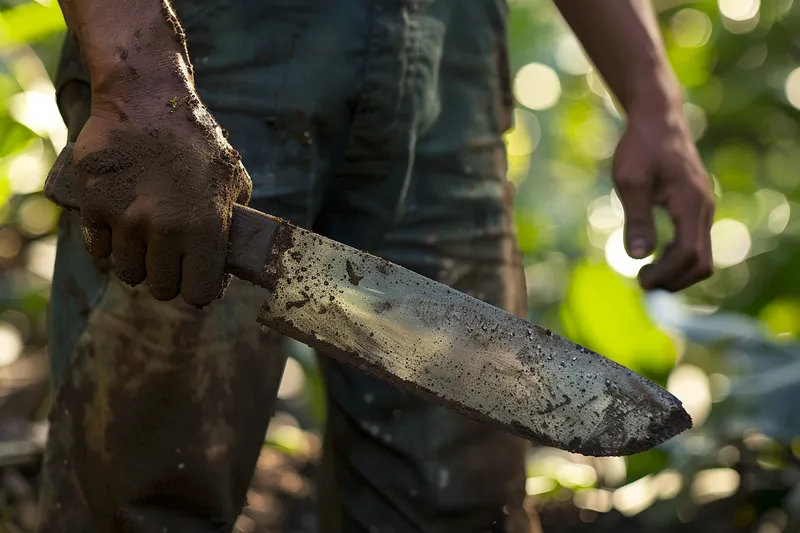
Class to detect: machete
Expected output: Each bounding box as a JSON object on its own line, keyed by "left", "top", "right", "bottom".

{"left": 44, "top": 142, "right": 691, "bottom": 457}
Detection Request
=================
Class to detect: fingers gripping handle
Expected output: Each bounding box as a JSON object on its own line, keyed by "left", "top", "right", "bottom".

{"left": 45, "top": 142, "right": 280, "bottom": 286}
{"left": 44, "top": 142, "right": 81, "bottom": 211}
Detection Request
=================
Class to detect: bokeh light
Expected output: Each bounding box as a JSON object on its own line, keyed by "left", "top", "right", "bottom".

{"left": 277, "top": 357, "right": 306, "bottom": 400}
{"left": 554, "top": 36, "right": 591, "bottom": 75}
{"left": 667, "top": 364, "right": 712, "bottom": 426}
{"left": 506, "top": 109, "right": 542, "bottom": 156}
{"left": 513, "top": 62, "right": 562, "bottom": 111}
{"left": 690, "top": 468, "right": 740, "bottom": 504}
{"left": 25, "top": 235, "right": 56, "bottom": 280}
{"left": 0, "top": 322, "right": 23, "bottom": 367}
{"left": 613, "top": 475, "right": 657, "bottom": 517}
{"left": 17, "top": 195, "right": 58, "bottom": 236}
{"left": 718, "top": 0, "right": 760, "bottom": 21}
{"left": 684, "top": 102, "right": 708, "bottom": 141}
{"left": 604, "top": 228, "right": 654, "bottom": 278}
{"left": 8, "top": 90, "right": 67, "bottom": 150}
{"left": 7, "top": 139, "right": 46, "bottom": 195}
{"left": 784, "top": 67, "right": 800, "bottom": 110}
{"left": 670, "top": 8, "right": 713, "bottom": 48}
{"left": 0, "top": 228, "right": 22, "bottom": 260}
{"left": 710, "top": 218, "right": 752, "bottom": 268}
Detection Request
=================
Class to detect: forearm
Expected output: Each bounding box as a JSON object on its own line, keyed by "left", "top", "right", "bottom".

{"left": 553, "top": 0, "right": 682, "bottom": 117}
{"left": 57, "top": 0, "right": 191, "bottom": 105}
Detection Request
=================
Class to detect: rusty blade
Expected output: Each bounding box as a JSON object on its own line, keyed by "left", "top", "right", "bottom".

{"left": 257, "top": 224, "right": 692, "bottom": 457}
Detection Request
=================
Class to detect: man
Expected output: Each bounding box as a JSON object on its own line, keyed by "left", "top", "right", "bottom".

{"left": 39, "top": 0, "right": 714, "bottom": 532}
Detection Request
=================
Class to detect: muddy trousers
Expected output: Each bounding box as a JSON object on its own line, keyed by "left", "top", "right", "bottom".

{"left": 38, "top": 1, "right": 534, "bottom": 532}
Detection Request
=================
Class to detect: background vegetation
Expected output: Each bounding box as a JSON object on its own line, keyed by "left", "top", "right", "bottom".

{"left": 0, "top": 0, "right": 799, "bottom": 531}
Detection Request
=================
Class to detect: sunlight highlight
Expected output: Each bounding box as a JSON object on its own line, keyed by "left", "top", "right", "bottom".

{"left": 718, "top": 0, "right": 760, "bottom": 21}
{"left": 8, "top": 90, "right": 67, "bottom": 149}
{"left": 277, "top": 357, "right": 305, "bottom": 400}
{"left": 670, "top": 8, "right": 713, "bottom": 48}
{"left": 667, "top": 364, "right": 712, "bottom": 426}
{"left": 506, "top": 109, "right": 541, "bottom": 156}
{"left": 0, "top": 322, "right": 23, "bottom": 367}
{"left": 710, "top": 218, "right": 751, "bottom": 268}
{"left": 555, "top": 36, "right": 591, "bottom": 75}
{"left": 613, "top": 475, "right": 657, "bottom": 517}
{"left": 25, "top": 235, "right": 57, "bottom": 281}
{"left": 785, "top": 67, "right": 800, "bottom": 110}
{"left": 690, "top": 468, "right": 740, "bottom": 504}
{"left": 604, "top": 228, "right": 654, "bottom": 279}
{"left": 514, "top": 62, "right": 562, "bottom": 111}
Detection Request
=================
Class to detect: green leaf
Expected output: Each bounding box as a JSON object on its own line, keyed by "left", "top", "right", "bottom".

{"left": 0, "top": 119, "right": 36, "bottom": 158}
{"left": 560, "top": 262, "right": 677, "bottom": 381}
{"left": 0, "top": 0, "right": 66, "bottom": 46}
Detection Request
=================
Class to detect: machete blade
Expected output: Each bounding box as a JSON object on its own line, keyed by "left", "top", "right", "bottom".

{"left": 257, "top": 223, "right": 691, "bottom": 456}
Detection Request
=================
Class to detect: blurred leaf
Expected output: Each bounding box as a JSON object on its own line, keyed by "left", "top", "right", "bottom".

{"left": 0, "top": 121, "right": 35, "bottom": 159}
{"left": 626, "top": 449, "right": 669, "bottom": 483}
{"left": 759, "top": 297, "right": 800, "bottom": 337}
{"left": 560, "top": 262, "right": 677, "bottom": 380}
{"left": 650, "top": 293, "right": 800, "bottom": 443}
{"left": 0, "top": 1, "right": 65, "bottom": 46}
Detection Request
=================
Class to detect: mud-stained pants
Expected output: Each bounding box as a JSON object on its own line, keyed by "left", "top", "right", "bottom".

{"left": 38, "top": 1, "right": 535, "bottom": 532}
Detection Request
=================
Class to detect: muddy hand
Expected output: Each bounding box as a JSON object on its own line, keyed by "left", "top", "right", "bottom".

{"left": 72, "top": 90, "right": 252, "bottom": 307}
{"left": 612, "top": 107, "right": 715, "bottom": 292}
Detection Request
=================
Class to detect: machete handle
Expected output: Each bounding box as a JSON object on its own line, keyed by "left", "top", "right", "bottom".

{"left": 44, "top": 142, "right": 280, "bottom": 287}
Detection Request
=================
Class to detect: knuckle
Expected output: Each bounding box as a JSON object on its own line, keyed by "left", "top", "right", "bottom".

{"left": 687, "top": 180, "right": 715, "bottom": 209}
{"left": 148, "top": 215, "right": 177, "bottom": 235}
{"left": 614, "top": 170, "right": 647, "bottom": 188}
{"left": 184, "top": 213, "right": 221, "bottom": 235}
{"left": 677, "top": 245, "right": 701, "bottom": 264}
{"left": 695, "top": 260, "right": 714, "bottom": 280}
{"left": 116, "top": 213, "right": 141, "bottom": 232}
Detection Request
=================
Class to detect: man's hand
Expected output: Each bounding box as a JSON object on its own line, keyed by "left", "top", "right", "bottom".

{"left": 612, "top": 109, "right": 714, "bottom": 292}
{"left": 74, "top": 91, "right": 251, "bottom": 307}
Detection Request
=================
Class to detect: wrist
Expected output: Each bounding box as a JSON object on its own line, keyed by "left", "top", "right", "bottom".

{"left": 74, "top": 1, "right": 193, "bottom": 104}
{"left": 90, "top": 53, "right": 191, "bottom": 105}
{"left": 90, "top": 72, "right": 196, "bottom": 125}
{"left": 618, "top": 66, "right": 685, "bottom": 121}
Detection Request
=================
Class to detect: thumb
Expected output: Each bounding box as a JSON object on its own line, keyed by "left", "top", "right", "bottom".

{"left": 612, "top": 148, "right": 656, "bottom": 260}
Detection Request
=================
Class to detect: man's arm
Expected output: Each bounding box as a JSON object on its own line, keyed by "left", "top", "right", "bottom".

{"left": 58, "top": 0, "right": 190, "bottom": 112}
{"left": 56, "top": 1, "right": 251, "bottom": 306}
{"left": 554, "top": 0, "right": 715, "bottom": 292}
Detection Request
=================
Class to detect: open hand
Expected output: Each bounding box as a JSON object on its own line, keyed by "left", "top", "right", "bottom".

{"left": 612, "top": 108, "right": 715, "bottom": 292}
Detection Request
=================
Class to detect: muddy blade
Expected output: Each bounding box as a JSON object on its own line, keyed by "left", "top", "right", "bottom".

{"left": 257, "top": 224, "right": 692, "bottom": 457}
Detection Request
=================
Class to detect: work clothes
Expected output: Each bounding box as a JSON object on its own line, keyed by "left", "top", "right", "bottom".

{"left": 39, "top": 1, "right": 534, "bottom": 531}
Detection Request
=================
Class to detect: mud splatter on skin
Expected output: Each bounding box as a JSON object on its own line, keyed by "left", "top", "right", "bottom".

{"left": 75, "top": 119, "right": 250, "bottom": 304}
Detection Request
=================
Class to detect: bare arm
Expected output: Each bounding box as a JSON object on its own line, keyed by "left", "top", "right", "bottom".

{"left": 57, "top": 0, "right": 190, "bottom": 115}
{"left": 554, "top": 0, "right": 680, "bottom": 115}
{"left": 554, "top": 0, "right": 715, "bottom": 291}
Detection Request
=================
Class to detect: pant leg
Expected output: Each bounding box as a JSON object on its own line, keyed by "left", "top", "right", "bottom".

{"left": 318, "top": 2, "right": 536, "bottom": 532}
{"left": 38, "top": 2, "right": 373, "bottom": 531}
